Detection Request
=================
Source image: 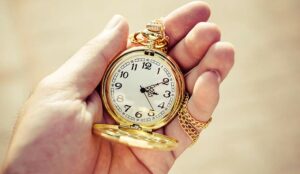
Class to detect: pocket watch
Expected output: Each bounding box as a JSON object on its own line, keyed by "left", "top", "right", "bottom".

{"left": 93, "top": 19, "right": 185, "bottom": 150}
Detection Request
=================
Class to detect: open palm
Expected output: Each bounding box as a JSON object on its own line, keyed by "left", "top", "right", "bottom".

{"left": 3, "top": 2, "right": 234, "bottom": 174}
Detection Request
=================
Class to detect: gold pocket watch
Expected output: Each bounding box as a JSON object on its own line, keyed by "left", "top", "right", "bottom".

{"left": 93, "top": 19, "right": 185, "bottom": 151}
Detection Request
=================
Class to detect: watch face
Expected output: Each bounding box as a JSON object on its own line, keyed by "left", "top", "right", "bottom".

{"left": 102, "top": 47, "right": 184, "bottom": 130}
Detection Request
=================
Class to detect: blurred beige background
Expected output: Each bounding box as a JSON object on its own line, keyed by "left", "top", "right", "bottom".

{"left": 1, "top": 0, "right": 299, "bottom": 173}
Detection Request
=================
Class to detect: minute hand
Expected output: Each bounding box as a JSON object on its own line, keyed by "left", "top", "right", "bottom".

{"left": 145, "top": 79, "right": 168, "bottom": 89}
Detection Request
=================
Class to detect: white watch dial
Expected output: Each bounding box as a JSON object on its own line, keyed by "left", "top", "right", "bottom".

{"left": 107, "top": 51, "right": 177, "bottom": 125}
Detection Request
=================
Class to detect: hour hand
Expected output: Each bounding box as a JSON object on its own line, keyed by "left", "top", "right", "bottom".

{"left": 145, "top": 86, "right": 159, "bottom": 96}
{"left": 140, "top": 85, "right": 157, "bottom": 96}
{"left": 152, "top": 91, "right": 159, "bottom": 95}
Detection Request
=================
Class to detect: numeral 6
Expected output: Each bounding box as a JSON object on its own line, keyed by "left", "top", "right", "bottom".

{"left": 135, "top": 111, "right": 142, "bottom": 118}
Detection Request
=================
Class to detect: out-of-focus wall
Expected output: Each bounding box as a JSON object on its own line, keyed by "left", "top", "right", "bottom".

{"left": 0, "top": 0, "right": 299, "bottom": 173}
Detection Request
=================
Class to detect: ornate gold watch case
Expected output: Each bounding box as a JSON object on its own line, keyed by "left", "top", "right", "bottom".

{"left": 93, "top": 20, "right": 185, "bottom": 151}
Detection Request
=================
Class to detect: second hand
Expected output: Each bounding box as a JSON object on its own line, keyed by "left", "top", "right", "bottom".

{"left": 140, "top": 85, "right": 155, "bottom": 111}
{"left": 143, "top": 93, "right": 154, "bottom": 111}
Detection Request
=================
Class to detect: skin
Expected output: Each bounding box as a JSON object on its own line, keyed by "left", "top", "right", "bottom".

{"left": 2, "top": 2, "right": 234, "bottom": 174}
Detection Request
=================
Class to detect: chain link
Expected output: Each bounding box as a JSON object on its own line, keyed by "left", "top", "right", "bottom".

{"left": 130, "top": 19, "right": 169, "bottom": 53}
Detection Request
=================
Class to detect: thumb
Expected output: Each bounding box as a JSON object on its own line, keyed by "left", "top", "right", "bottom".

{"left": 44, "top": 15, "right": 129, "bottom": 98}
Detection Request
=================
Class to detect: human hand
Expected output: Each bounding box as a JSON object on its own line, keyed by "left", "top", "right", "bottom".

{"left": 2, "top": 2, "right": 234, "bottom": 174}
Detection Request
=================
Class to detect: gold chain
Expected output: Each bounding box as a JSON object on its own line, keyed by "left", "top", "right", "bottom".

{"left": 130, "top": 19, "right": 169, "bottom": 53}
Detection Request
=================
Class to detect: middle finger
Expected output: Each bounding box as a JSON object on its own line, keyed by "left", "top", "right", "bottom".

{"left": 168, "top": 22, "right": 221, "bottom": 72}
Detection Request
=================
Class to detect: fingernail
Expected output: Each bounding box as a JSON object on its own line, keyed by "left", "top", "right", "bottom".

{"left": 210, "top": 70, "right": 222, "bottom": 83}
{"left": 105, "top": 15, "right": 122, "bottom": 30}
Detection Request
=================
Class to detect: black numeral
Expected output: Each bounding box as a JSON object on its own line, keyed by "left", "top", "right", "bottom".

{"left": 142, "top": 62, "right": 152, "bottom": 70}
{"left": 148, "top": 109, "right": 155, "bottom": 116}
{"left": 157, "top": 68, "right": 160, "bottom": 74}
{"left": 163, "top": 90, "right": 171, "bottom": 98}
{"left": 114, "top": 82, "right": 122, "bottom": 89}
{"left": 131, "top": 63, "right": 137, "bottom": 71}
{"left": 120, "top": 71, "right": 129, "bottom": 78}
{"left": 124, "top": 105, "right": 131, "bottom": 112}
{"left": 162, "top": 78, "right": 169, "bottom": 85}
{"left": 135, "top": 111, "right": 142, "bottom": 118}
{"left": 158, "top": 102, "right": 165, "bottom": 109}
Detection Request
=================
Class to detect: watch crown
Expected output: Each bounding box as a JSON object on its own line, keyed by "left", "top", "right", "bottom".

{"left": 130, "top": 124, "right": 142, "bottom": 130}
{"left": 119, "top": 124, "right": 152, "bottom": 133}
{"left": 146, "top": 19, "right": 164, "bottom": 32}
{"left": 146, "top": 23, "right": 162, "bottom": 32}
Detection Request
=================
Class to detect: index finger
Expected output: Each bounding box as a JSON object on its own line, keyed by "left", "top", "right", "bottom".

{"left": 164, "top": 1, "right": 210, "bottom": 48}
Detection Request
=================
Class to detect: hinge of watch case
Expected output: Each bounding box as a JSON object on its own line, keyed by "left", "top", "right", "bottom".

{"left": 119, "top": 124, "right": 152, "bottom": 133}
